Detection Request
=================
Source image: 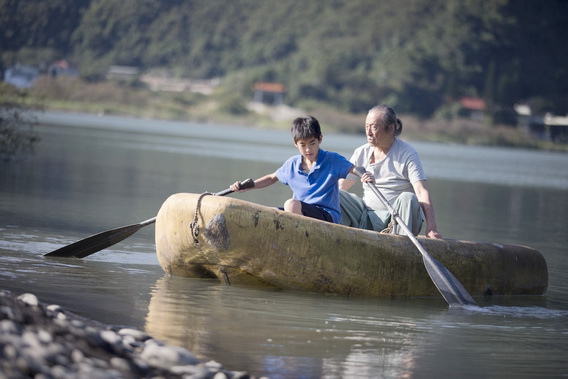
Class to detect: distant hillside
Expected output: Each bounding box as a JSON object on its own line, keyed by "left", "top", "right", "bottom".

{"left": 1, "top": 0, "right": 566, "bottom": 118}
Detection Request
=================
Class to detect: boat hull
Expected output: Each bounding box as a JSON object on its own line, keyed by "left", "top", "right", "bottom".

{"left": 155, "top": 193, "right": 548, "bottom": 298}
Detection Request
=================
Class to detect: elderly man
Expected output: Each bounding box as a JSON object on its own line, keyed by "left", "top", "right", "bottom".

{"left": 339, "top": 104, "right": 442, "bottom": 238}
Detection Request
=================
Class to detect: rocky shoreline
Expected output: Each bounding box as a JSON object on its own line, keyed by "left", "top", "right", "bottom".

{"left": 0, "top": 290, "right": 262, "bottom": 379}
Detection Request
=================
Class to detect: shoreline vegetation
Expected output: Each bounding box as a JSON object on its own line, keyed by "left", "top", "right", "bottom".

{"left": 0, "top": 289, "right": 261, "bottom": 378}
{"left": 4, "top": 77, "right": 568, "bottom": 153}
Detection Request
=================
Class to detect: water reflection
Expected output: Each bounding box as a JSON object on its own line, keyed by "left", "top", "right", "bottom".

{"left": 146, "top": 276, "right": 567, "bottom": 378}
{"left": 145, "top": 275, "right": 451, "bottom": 377}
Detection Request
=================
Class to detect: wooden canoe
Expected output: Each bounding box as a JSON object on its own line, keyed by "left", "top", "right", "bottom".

{"left": 155, "top": 193, "right": 548, "bottom": 298}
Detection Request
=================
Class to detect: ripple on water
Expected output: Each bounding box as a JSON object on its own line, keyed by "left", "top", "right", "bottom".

{"left": 465, "top": 304, "right": 568, "bottom": 320}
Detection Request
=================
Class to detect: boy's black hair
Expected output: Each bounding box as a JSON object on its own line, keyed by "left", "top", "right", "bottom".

{"left": 291, "top": 116, "right": 322, "bottom": 142}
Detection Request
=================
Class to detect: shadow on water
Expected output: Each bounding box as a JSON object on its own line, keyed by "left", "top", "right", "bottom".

{"left": 145, "top": 274, "right": 568, "bottom": 378}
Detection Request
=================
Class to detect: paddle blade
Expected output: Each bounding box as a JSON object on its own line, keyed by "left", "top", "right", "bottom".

{"left": 361, "top": 178, "right": 477, "bottom": 307}
{"left": 44, "top": 223, "right": 147, "bottom": 258}
{"left": 423, "top": 254, "right": 477, "bottom": 306}
{"left": 45, "top": 180, "right": 250, "bottom": 259}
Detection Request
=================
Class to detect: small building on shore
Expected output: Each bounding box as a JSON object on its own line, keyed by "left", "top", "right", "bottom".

{"left": 48, "top": 60, "right": 78, "bottom": 78}
{"left": 544, "top": 113, "right": 568, "bottom": 143}
{"left": 458, "top": 97, "right": 486, "bottom": 122}
{"left": 106, "top": 65, "right": 140, "bottom": 81}
{"left": 252, "top": 82, "right": 286, "bottom": 106}
{"left": 514, "top": 103, "right": 568, "bottom": 143}
{"left": 3, "top": 64, "right": 40, "bottom": 88}
{"left": 140, "top": 74, "right": 219, "bottom": 94}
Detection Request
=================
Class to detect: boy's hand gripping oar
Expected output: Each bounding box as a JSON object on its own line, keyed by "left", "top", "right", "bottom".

{"left": 44, "top": 178, "right": 255, "bottom": 259}
{"left": 353, "top": 167, "right": 477, "bottom": 307}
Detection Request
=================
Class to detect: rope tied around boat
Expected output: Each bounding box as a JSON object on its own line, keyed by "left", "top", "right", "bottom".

{"left": 189, "top": 192, "right": 213, "bottom": 245}
{"left": 380, "top": 219, "right": 397, "bottom": 234}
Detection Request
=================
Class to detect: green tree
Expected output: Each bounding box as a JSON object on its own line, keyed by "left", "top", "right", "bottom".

{"left": 72, "top": 0, "right": 165, "bottom": 80}
{"left": 2, "top": 0, "right": 566, "bottom": 117}
{"left": 0, "top": 0, "right": 90, "bottom": 70}
{"left": 0, "top": 83, "right": 40, "bottom": 160}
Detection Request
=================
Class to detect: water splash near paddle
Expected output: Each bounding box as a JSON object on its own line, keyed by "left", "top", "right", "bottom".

{"left": 459, "top": 305, "right": 568, "bottom": 320}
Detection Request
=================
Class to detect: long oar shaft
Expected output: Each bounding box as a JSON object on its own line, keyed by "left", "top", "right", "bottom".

{"left": 353, "top": 167, "right": 477, "bottom": 306}
{"left": 139, "top": 217, "right": 157, "bottom": 227}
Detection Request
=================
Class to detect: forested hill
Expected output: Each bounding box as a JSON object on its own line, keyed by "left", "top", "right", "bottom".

{"left": 1, "top": 0, "right": 566, "bottom": 117}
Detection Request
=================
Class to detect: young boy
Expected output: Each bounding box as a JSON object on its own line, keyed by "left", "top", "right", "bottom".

{"left": 230, "top": 116, "right": 357, "bottom": 223}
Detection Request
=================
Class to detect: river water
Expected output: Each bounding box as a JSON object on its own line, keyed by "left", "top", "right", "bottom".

{"left": 1, "top": 111, "right": 567, "bottom": 378}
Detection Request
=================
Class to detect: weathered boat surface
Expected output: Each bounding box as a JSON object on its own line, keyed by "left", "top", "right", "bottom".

{"left": 155, "top": 193, "right": 548, "bottom": 298}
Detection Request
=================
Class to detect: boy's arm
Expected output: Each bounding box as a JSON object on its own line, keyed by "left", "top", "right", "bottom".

{"left": 231, "top": 173, "right": 278, "bottom": 192}
{"left": 340, "top": 165, "right": 372, "bottom": 191}
{"left": 339, "top": 178, "right": 356, "bottom": 191}
{"left": 339, "top": 165, "right": 357, "bottom": 191}
{"left": 253, "top": 173, "right": 279, "bottom": 189}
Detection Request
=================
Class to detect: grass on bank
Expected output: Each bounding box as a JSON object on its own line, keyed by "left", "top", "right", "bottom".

{"left": 10, "top": 76, "right": 568, "bottom": 152}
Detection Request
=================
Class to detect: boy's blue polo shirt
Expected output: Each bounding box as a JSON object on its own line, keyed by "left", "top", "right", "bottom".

{"left": 275, "top": 149, "right": 353, "bottom": 223}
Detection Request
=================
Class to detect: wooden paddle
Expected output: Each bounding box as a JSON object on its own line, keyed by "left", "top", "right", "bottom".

{"left": 353, "top": 167, "right": 477, "bottom": 307}
{"left": 44, "top": 178, "right": 255, "bottom": 258}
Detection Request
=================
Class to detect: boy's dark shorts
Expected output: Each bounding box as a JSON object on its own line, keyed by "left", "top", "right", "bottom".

{"left": 278, "top": 202, "right": 333, "bottom": 222}
{"left": 300, "top": 202, "right": 333, "bottom": 223}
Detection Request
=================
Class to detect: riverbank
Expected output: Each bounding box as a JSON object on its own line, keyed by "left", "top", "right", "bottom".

{"left": 0, "top": 289, "right": 262, "bottom": 379}
{"left": 8, "top": 77, "right": 567, "bottom": 153}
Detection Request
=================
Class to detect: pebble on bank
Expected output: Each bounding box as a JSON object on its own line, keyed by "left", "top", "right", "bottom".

{"left": 0, "top": 290, "right": 263, "bottom": 378}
